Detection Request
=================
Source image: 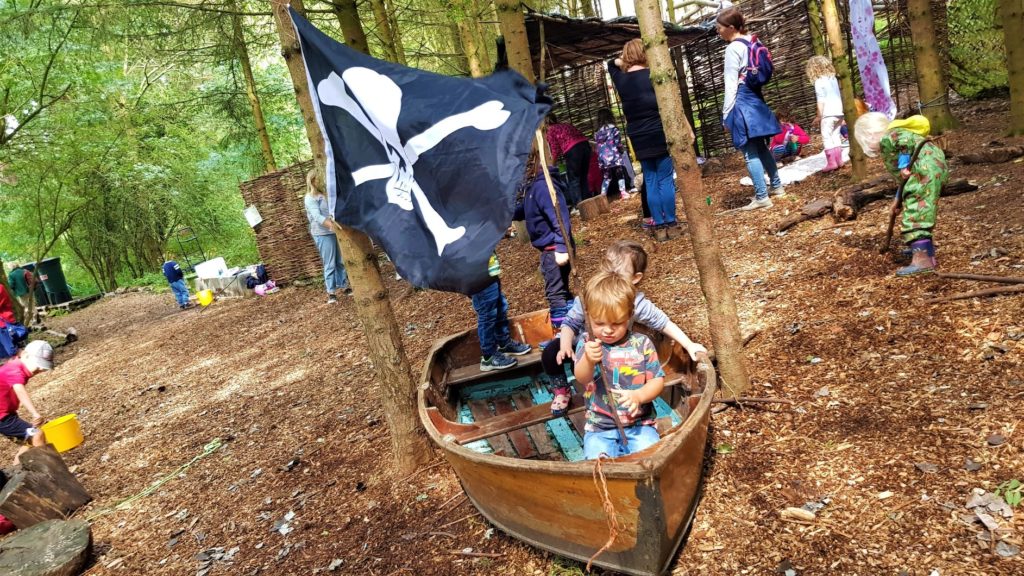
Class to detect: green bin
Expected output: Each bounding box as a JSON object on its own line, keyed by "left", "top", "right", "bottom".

{"left": 35, "top": 257, "right": 71, "bottom": 304}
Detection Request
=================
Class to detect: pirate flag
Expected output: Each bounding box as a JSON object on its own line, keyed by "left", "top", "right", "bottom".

{"left": 289, "top": 8, "right": 549, "bottom": 295}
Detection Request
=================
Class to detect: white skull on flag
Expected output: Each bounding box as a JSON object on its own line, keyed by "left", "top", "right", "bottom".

{"left": 318, "top": 68, "right": 512, "bottom": 256}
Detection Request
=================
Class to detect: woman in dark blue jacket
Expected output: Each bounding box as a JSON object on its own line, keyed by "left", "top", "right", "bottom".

{"left": 717, "top": 7, "right": 784, "bottom": 211}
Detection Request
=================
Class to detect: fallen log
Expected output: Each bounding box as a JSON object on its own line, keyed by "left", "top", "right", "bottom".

{"left": 771, "top": 178, "right": 979, "bottom": 234}
{"left": 925, "top": 284, "right": 1024, "bottom": 304}
{"left": 0, "top": 446, "right": 91, "bottom": 529}
{"left": 769, "top": 198, "right": 833, "bottom": 234}
{"left": 958, "top": 146, "right": 1024, "bottom": 164}
{"left": 0, "top": 519, "right": 92, "bottom": 576}
{"left": 936, "top": 272, "right": 1024, "bottom": 285}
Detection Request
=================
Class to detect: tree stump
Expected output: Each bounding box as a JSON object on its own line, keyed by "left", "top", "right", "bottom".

{"left": 0, "top": 446, "right": 91, "bottom": 529}
{"left": 0, "top": 519, "right": 92, "bottom": 576}
{"left": 577, "top": 196, "right": 607, "bottom": 222}
{"left": 511, "top": 220, "right": 529, "bottom": 244}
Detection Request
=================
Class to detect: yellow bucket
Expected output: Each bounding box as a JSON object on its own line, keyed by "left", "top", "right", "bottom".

{"left": 40, "top": 414, "right": 84, "bottom": 453}
{"left": 197, "top": 289, "right": 215, "bottom": 307}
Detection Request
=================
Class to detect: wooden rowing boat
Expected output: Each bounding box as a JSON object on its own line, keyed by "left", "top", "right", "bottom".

{"left": 418, "top": 309, "right": 716, "bottom": 575}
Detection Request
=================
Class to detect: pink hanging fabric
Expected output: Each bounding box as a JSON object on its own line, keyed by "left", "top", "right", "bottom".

{"left": 849, "top": 0, "right": 897, "bottom": 119}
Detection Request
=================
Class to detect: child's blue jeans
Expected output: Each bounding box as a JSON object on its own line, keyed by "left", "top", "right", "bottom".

{"left": 470, "top": 280, "right": 512, "bottom": 358}
{"left": 583, "top": 425, "right": 660, "bottom": 460}
{"left": 169, "top": 279, "right": 190, "bottom": 307}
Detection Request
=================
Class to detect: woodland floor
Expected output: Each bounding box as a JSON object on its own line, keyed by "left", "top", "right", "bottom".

{"left": 17, "top": 99, "right": 1024, "bottom": 576}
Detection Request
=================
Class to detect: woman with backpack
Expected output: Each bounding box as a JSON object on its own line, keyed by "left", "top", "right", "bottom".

{"left": 717, "top": 7, "right": 784, "bottom": 211}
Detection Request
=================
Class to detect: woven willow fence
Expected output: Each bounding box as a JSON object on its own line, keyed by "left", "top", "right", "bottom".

{"left": 238, "top": 161, "right": 324, "bottom": 284}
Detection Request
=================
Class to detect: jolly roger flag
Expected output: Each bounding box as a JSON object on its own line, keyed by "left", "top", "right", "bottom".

{"left": 289, "top": 8, "right": 550, "bottom": 295}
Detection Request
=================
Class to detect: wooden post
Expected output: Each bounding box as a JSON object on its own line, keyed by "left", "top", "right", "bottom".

{"left": 821, "top": 0, "right": 867, "bottom": 181}
{"left": 271, "top": 1, "right": 430, "bottom": 474}
{"left": 634, "top": 0, "right": 751, "bottom": 397}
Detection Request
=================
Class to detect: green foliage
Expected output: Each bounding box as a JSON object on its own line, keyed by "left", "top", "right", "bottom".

{"left": 948, "top": 0, "right": 1008, "bottom": 98}
{"left": 996, "top": 479, "right": 1023, "bottom": 508}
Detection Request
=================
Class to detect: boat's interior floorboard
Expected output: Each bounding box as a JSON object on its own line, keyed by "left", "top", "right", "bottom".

{"left": 456, "top": 371, "right": 683, "bottom": 463}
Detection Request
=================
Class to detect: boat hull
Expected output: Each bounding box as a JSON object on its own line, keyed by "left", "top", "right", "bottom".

{"left": 418, "top": 310, "right": 715, "bottom": 575}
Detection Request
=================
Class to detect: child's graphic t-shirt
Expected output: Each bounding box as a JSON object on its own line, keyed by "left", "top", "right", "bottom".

{"left": 574, "top": 332, "right": 664, "bottom": 432}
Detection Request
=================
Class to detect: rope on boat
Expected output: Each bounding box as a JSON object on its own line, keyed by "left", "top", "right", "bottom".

{"left": 586, "top": 454, "right": 620, "bottom": 572}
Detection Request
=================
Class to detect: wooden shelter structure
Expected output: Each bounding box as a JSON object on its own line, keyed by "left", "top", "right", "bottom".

{"left": 524, "top": 0, "right": 936, "bottom": 158}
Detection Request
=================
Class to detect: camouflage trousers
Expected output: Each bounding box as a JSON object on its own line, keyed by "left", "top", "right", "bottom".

{"left": 901, "top": 145, "right": 948, "bottom": 244}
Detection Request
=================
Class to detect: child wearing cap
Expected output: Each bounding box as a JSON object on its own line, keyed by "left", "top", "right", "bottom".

{"left": 0, "top": 340, "right": 53, "bottom": 464}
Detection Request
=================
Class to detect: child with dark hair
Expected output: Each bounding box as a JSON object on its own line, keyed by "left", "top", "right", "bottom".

{"left": 593, "top": 108, "right": 635, "bottom": 199}
{"left": 545, "top": 112, "right": 592, "bottom": 210}
{"left": 769, "top": 108, "right": 810, "bottom": 162}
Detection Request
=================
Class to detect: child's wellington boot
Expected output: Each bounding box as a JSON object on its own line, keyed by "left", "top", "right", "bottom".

{"left": 896, "top": 239, "right": 936, "bottom": 276}
{"left": 821, "top": 148, "right": 839, "bottom": 172}
{"left": 831, "top": 147, "right": 846, "bottom": 168}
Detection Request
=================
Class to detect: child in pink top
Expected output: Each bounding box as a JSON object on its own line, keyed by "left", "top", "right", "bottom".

{"left": 770, "top": 109, "right": 810, "bottom": 162}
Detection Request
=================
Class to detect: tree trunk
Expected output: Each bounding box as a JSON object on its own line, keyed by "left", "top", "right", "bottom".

{"left": 821, "top": 0, "right": 867, "bottom": 181}
{"left": 906, "top": 0, "right": 958, "bottom": 132}
{"left": 331, "top": 0, "right": 371, "bottom": 55}
{"left": 495, "top": 0, "right": 535, "bottom": 82}
{"left": 1001, "top": 0, "right": 1024, "bottom": 135}
{"left": 614, "top": 0, "right": 623, "bottom": 17}
{"left": 806, "top": 0, "right": 826, "bottom": 56}
{"left": 580, "top": 0, "right": 595, "bottom": 18}
{"left": 667, "top": 0, "right": 676, "bottom": 23}
{"left": 0, "top": 259, "right": 26, "bottom": 325}
{"left": 384, "top": 0, "right": 407, "bottom": 65}
{"left": 271, "top": 1, "right": 430, "bottom": 475}
{"left": 471, "top": 0, "right": 493, "bottom": 73}
{"left": 635, "top": 0, "right": 751, "bottom": 398}
{"left": 231, "top": 5, "right": 277, "bottom": 174}
{"left": 370, "top": 0, "right": 402, "bottom": 64}
{"left": 458, "top": 19, "right": 484, "bottom": 77}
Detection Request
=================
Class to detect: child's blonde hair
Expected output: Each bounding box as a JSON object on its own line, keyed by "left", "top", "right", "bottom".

{"left": 854, "top": 112, "right": 890, "bottom": 158}
{"left": 621, "top": 39, "right": 647, "bottom": 69}
{"left": 583, "top": 271, "right": 635, "bottom": 324}
{"left": 306, "top": 169, "right": 324, "bottom": 197}
{"left": 805, "top": 55, "right": 836, "bottom": 82}
{"left": 600, "top": 240, "right": 648, "bottom": 279}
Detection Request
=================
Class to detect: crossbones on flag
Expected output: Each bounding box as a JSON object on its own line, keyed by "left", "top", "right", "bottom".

{"left": 289, "top": 8, "right": 549, "bottom": 295}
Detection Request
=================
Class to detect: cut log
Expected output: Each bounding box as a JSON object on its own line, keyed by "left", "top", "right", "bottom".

{"left": 0, "top": 446, "right": 91, "bottom": 529}
{"left": 834, "top": 177, "right": 978, "bottom": 221}
{"left": 0, "top": 519, "right": 92, "bottom": 576}
{"left": 577, "top": 196, "right": 605, "bottom": 221}
{"left": 958, "top": 146, "right": 1024, "bottom": 164}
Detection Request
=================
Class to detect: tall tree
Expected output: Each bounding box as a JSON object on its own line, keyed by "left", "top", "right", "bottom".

{"left": 230, "top": 4, "right": 276, "bottom": 173}
{"left": 384, "top": 0, "right": 408, "bottom": 65}
{"left": 906, "top": 0, "right": 958, "bottom": 132}
{"left": 999, "top": 0, "right": 1024, "bottom": 135}
{"left": 634, "top": 0, "right": 750, "bottom": 397}
{"left": 495, "top": 0, "right": 534, "bottom": 81}
{"left": 471, "top": 0, "right": 493, "bottom": 72}
{"left": 806, "top": 0, "right": 826, "bottom": 57}
{"left": 370, "top": 0, "right": 403, "bottom": 64}
{"left": 821, "top": 0, "right": 867, "bottom": 180}
{"left": 271, "top": 0, "right": 430, "bottom": 474}
{"left": 330, "top": 0, "right": 372, "bottom": 57}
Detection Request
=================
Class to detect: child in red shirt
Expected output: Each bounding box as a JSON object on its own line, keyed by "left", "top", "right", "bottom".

{"left": 0, "top": 340, "right": 52, "bottom": 463}
{"left": 770, "top": 109, "right": 810, "bottom": 163}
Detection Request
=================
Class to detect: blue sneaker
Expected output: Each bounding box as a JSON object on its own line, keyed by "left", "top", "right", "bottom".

{"left": 498, "top": 340, "right": 532, "bottom": 356}
{"left": 480, "top": 353, "right": 517, "bottom": 372}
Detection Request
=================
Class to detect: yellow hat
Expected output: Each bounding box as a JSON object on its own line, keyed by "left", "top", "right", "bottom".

{"left": 888, "top": 115, "right": 931, "bottom": 137}
{"left": 197, "top": 289, "right": 215, "bottom": 307}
